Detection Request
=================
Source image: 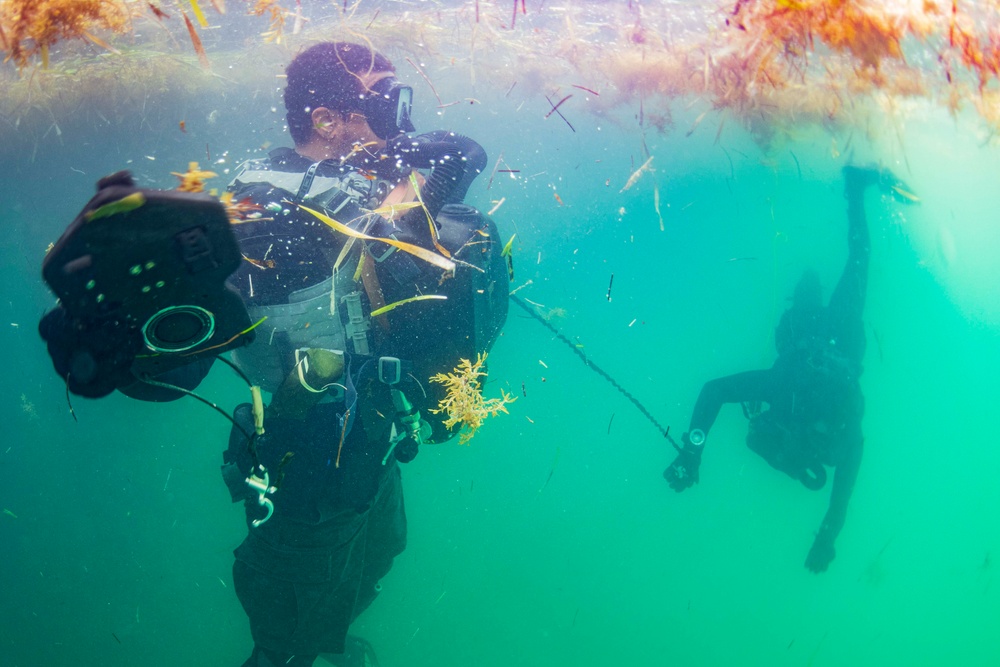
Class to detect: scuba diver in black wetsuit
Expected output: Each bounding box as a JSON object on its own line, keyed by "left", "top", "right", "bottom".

{"left": 39, "top": 42, "right": 508, "bottom": 666}
{"left": 664, "top": 165, "right": 916, "bottom": 573}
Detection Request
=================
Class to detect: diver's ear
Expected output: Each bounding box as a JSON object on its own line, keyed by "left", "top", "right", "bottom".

{"left": 310, "top": 107, "right": 343, "bottom": 140}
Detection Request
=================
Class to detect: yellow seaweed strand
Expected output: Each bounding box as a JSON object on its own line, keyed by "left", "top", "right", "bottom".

{"left": 178, "top": 316, "right": 267, "bottom": 356}
{"left": 352, "top": 251, "right": 366, "bottom": 282}
{"left": 654, "top": 183, "right": 664, "bottom": 232}
{"left": 501, "top": 233, "right": 516, "bottom": 256}
{"left": 620, "top": 156, "right": 654, "bottom": 193}
{"left": 85, "top": 192, "right": 147, "bottom": 221}
{"left": 891, "top": 185, "right": 920, "bottom": 203}
{"left": 370, "top": 201, "right": 422, "bottom": 218}
{"left": 501, "top": 233, "right": 515, "bottom": 281}
{"left": 409, "top": 173, "right": 452, "bottom": 258}
{"left": 189, "top": 0, "right": 209, "bottom": 27}
{"left": 299, "top": 204, "right": 456, "bottom": 274}
{"left": 332, "top": 233, "right": 360, "bottom": 273}
{"left": 370, "top": 294, "right": 447, "bottom": 317}
{"left": 82, "top": 31, "right": 121, "bottom": 55}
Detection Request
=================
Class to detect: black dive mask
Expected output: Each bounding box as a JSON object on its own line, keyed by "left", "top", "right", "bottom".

{"left": 362, "top": 77, "right": 415, "bottom": 140}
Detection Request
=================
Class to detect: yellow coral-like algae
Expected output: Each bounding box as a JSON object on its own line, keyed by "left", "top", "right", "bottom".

{"left": 430, "top": 353, "right": 515, "bottom": 445}
{"left": 172, "top": 161, "right": 217, "bottom": 193}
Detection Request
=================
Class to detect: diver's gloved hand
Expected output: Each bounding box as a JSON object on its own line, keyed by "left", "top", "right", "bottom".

{"left": 663, "top": 431, "right": 703, "bottom": 492}
{"left": 39, "top": 306, "right": 141, "bottom": 398}
{"left": 805, "top": 530, "right": 836, "bottom": 573}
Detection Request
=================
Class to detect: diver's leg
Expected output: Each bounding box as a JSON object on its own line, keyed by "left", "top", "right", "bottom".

{"left": 232, "top": 509, "right": 368, "bottom": 665}
{"left": 354, "top": 466, "right": 406, "bottom": 619}
{"left": 316, "top": 469, "right": 404, "bottom": 667}
{"left": 830, "top": 167, "right": 873, "bottom": 320}
{"left": 234, "top": 555, "right": 319, "bottom": 667}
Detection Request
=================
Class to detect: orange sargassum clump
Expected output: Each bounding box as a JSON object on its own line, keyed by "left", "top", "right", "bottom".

{"left": 0, "top": 0, "right": 131, "bottom": 69}
{"left": 248, "top": 0, "right": 286, "bottom": 44}
{"left": 430, "top": 352, "right": 516, "bottom": 445}
{"left": 730, "top": 0, "right": 919, "bottom": 72}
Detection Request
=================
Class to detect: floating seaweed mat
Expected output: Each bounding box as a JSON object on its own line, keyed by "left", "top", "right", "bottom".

{"left": 0, "top": 0, "right": 132, "bottom": 69}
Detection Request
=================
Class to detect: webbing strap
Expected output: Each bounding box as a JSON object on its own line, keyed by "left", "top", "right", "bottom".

{"left": 296, "top": 162, "right": 323, "bottom": 200}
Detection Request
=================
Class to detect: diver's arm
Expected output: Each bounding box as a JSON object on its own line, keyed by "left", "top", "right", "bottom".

{"left": 665, "top": 369, "right": 780, "bottom": 492}
{"left": 807, "top": 432, "right": 863, "bottom": 572}
{"left": 389, "top": 131, "right": 487, "bottom": 214}
{"left": 689, "top": 369, "right": 781, "bottom": 437}
{"left": 407, "top": 130, "right": 487, "bottom": 203}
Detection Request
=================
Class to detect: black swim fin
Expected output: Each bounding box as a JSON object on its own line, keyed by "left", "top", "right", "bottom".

{"left": 318, "top": 636, "right": 380, "bottom": 667}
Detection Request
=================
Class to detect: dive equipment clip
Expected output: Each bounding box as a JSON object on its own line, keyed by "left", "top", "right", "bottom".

{"left": 379, "top": 357, "right": 425, "bottom": 464}
{"left": 245, "top": 465, "right": 277, "bottom": 527}
{"left": 343, "top": 292, "right": 372, "bottom": 356}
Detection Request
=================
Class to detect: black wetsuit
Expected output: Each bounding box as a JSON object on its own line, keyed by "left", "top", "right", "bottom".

{"left": 216, "top": 136, "right": 488, "bottom": 666}
{"left": 111, "top": 134, "right": 490, "bottom": 665}
{"left": 672, "top": 172, "right": 872, "bottom": 572}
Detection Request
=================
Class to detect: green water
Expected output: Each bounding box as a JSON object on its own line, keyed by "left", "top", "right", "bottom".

{"left": 2, "top": 8, "right": 999, "bottom": 667}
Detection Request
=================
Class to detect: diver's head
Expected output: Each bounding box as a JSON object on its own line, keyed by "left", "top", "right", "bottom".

{"left": 792, "top": 269, "right": 823, "bottom": 311}
{"left": 284, "top": 42, "right": 415, "bottom": 157}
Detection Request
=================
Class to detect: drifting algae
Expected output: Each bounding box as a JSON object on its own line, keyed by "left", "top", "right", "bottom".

{"left": 431, "top": 353, "right": 516, "bottom": 445}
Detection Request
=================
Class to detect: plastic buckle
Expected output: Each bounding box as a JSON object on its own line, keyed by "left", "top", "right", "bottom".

{"left": 378, "top": 356, "right": 401, "bottom": 385}
{"left": 245, "top": 466, "right": 277, "bottom": 527}
{"left": 368, "top": 239, "right": 396, "bottom": 263}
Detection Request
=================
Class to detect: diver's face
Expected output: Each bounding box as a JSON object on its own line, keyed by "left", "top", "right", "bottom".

{"left": 340, "top": 110, "right": 385, "bottom": 152}
{"left": 308, "top": 70, "right": 395, "bottom": 158}
{"left": 345, "top": 70, "right": 397, "bottom": 150}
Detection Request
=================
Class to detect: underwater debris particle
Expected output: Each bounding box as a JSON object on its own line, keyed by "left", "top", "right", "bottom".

{"left": 181, "top": 10, "right": 211, "bottom": 69}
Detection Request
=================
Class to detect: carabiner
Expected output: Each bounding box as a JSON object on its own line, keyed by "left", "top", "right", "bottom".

{"left": 245, "top": 466, "right": 277, "bottom": 527}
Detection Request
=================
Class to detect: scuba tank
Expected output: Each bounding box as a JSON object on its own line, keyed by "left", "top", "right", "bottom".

{"left": 367, "top": 201, "right": 508, "bottom": 446}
